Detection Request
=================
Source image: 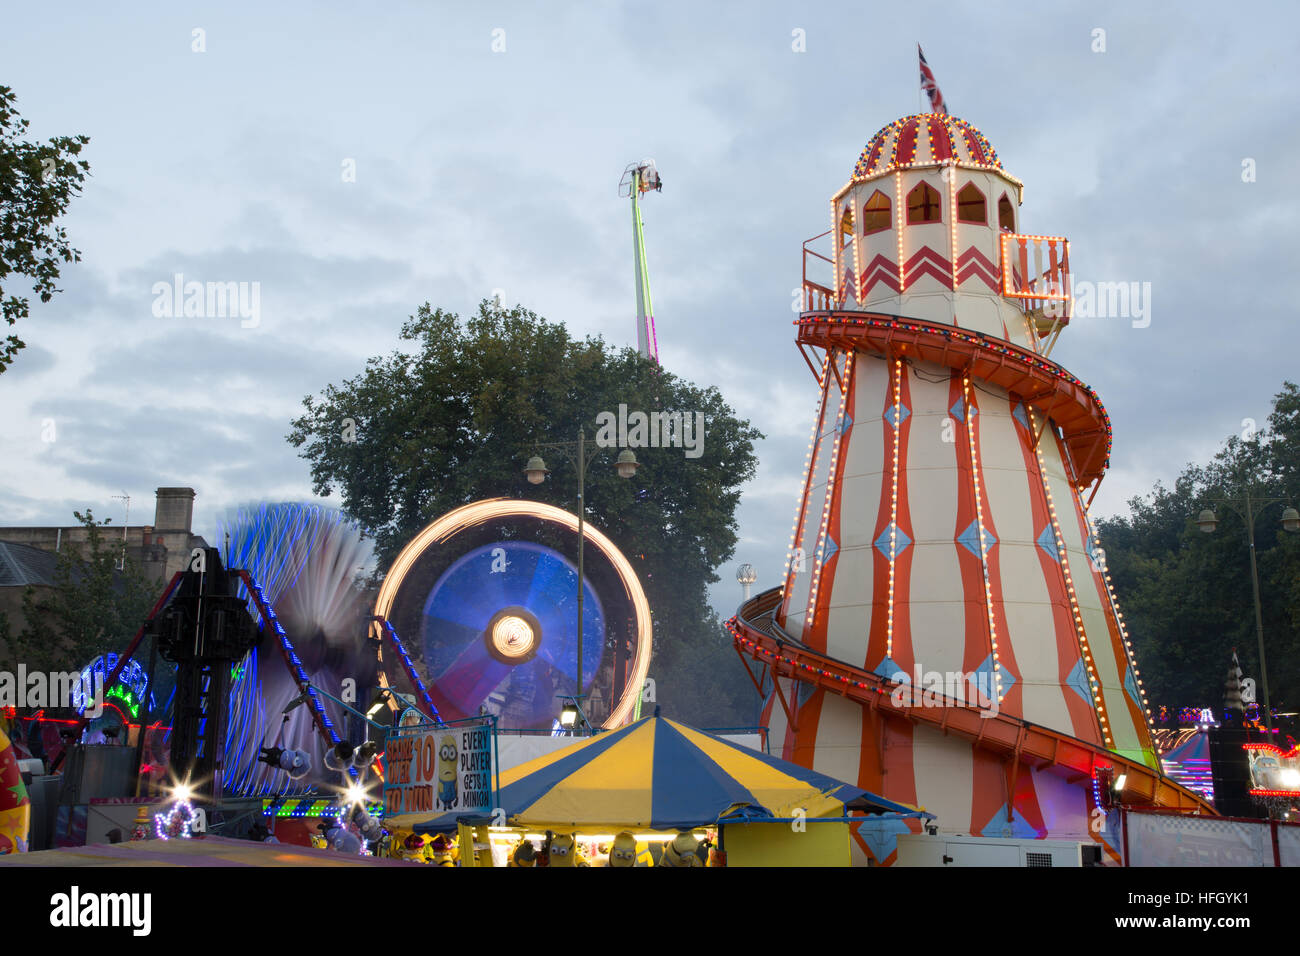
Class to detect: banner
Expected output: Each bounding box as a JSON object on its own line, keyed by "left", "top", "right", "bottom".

{"left": 384, "top": 719, "right": 494, "bottom": 817}
{"left": 1124, "top": 811, "right": 1270, "bottom": 867}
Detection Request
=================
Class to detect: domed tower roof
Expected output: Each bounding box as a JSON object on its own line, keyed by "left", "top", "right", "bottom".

{"left": 852, "top": 113, "right": 1003, "bottom": 180}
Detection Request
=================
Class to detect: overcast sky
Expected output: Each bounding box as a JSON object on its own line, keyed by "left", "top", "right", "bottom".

{"left": 1, "top": 2, "right": 1297, "bottom": 617}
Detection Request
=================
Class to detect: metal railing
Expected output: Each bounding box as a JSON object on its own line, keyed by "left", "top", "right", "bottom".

{"left": 802, "top": 230, "right": 839, "bottom": 312}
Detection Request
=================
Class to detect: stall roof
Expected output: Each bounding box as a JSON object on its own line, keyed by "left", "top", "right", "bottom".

{"left": 409, "top": 714, "right": 921, "bottom": 833}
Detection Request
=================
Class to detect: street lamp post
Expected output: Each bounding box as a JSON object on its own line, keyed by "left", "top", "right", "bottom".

{"left": 1195, "top": 492, "right": 1300, "bottom": 734}
{"left": 525, "top": 429, "right": 639, "bottom": 732}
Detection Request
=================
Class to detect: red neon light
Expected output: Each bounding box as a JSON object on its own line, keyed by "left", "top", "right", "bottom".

{"left": 1243, "top": 742, "right": 1300, "bottom": 759}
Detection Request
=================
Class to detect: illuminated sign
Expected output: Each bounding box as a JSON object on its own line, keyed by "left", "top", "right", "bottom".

{"left": 383, "top": 719, "right": 494, "bottom": 816}
{"left": 105, "top": 685, "right": 139, "bottom": 719}
{"left": 1244, "top": 743, "right": 1300, "bottom": 797}
{"left": 72, "top": 653, "right": 154, "bottom": 716}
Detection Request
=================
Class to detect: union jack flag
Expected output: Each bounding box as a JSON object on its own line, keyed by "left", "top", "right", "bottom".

{"left": 918, "top": 44, "right": 948, "bottom": 115}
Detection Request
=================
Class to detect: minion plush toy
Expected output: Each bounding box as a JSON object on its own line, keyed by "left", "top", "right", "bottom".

{"left": 509, "top": 840, "right": 537, "bottom": 867}
{"left": 428, "top": 832, "right": 459, "bottom": 866}
{"left": 607, "top": 831, "right": 638, "bottom": 868}
{"left": 547, "top": 831, "right": 578, "bottom": 866}
{"left": 401, "top": 832, "right": 430, "bottom": 863}
{"left": 436, "top": 735, "right": 458, "bottom": 810}
{"left": 659, "top": 831, "right": 703, "bottom": 867}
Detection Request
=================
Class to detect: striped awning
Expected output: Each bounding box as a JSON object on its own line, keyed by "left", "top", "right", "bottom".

{"left": 413, "top": 715, "right": 917, "bottom": 833}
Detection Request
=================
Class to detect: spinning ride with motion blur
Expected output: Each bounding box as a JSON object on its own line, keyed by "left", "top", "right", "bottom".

{"left": 727, "top": 111, "right": 1214, "bottom": 865}
{"left": 372, "top": 499, "right": 653, "bottom": 731}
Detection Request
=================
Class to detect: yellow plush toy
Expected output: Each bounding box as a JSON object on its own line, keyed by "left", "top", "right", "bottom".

{"left": 659, "top": 832, "right": 703, "bottom": 867}
{"left": 509, "top": 840, "right": 537, "bottom": 867}
{"left": 607, "top": 831, "right": 637, "bottom": 867}
{"left": 428, "top": 832, "right": 459, "bottom": 866}
{"left": 399, "top": 832, "right": 430, "bottom": 863}
{"left": 547, "top": 831, "right": 578, "bottom": 866}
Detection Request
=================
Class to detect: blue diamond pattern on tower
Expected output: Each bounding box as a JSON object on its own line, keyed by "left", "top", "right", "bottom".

{"left": 841, "top": 412, "right": 854, "bottom": 436}
{"left": 1012, "top": 402, "right": 1030, "bottom": 431}
{"left": 798, "top": 679, "right": 816, "bottom": 706}
{"left": 975, "top": 652, "right": 1014, "bottom": 697}
{"left": 874, "top": 655, "right": 909, "bottom": 683}
{"left": 1066, "top": 658, "right": 1092, "bottom": 706}
{"left": 980, "top": 805, "right": 1044, "bottom": 840}
{"left": 1124, "top": 666, "right": 1142, "bottom": 711}
{"left": 1084, "top": 535, "right": 1104, "bottom": 573}
{"left": 874, "top": 523, "right": 912, "bottom": 559}
{"left": 958, "top": 521, "right": 996, "bottom": 558}
{"left": 821, "top": 534, "right": 839, "bottom": 563}
{"left": 857, "top": 816, "right": 913, "bottom": 863}
{"left": 887, "top": 403, "right": 910, "bottom": 428}
{"left": 1036, "top": 525, "right": 1059, "bottom": 561}
{"left": 949, "top": 399, "right": 977, "bottom": 423}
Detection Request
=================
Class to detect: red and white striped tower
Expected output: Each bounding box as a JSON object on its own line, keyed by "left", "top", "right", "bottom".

{"left": 730, "top": 114, "right": 1212, "bottom": 864}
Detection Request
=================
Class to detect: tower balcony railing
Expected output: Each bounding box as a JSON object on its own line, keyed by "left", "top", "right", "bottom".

{"left": 1000, "top": 233, "right": 1071, "bottom": 334}
{"left": 802, "top": 229, "right": 840, "bottom": 312}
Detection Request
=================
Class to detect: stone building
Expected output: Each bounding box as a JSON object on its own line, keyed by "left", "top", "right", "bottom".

{"left": 0, "top": 487, "right": 208, "bottom": 586}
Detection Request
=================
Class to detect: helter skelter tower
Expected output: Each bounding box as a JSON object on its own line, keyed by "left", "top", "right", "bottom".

{"left": 728, "top": 113, "right": 1212, "bottom": 864}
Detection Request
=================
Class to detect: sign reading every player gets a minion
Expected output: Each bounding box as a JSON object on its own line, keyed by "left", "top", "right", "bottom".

{"left": 383, "top": 720, "right": 494, "bottom": 817}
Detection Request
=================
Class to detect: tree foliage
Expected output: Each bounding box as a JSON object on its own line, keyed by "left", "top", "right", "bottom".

{"left": 0, "top": 86, "right": 90, "bottom": 373}
{"left": 1098, "top": 382, "right": 1300, "bottom": 714}
{"left": 288, "top": 301, "right": 764, "bottom": 726}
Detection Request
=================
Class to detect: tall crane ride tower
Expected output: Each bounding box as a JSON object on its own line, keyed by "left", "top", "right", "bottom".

{"left": 619, "top": 160, "right": 663, "bottom": 362}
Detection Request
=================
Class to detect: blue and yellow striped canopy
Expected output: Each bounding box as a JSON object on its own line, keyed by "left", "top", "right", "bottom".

{"left": 413, "top": 715, "right": 915, "bottom": 832}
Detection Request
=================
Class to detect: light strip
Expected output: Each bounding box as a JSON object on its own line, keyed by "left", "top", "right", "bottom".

{"left": 784, "top": 352, "right": 832, "bottom": 602}
{"left": 1029, "top": 409, "right": 1112, "bottom": 747}
{"left": 851, "top": 198, "right": 863, "bottom": 304}
{"left": 894, "top": 171, "right": 905, "bottom": 293}
{"left": 948, "top": 162, "right": 958, "bottom": 292}
{"left": 962, "top": 376, "right": 1002, "bottom": 700}
{"left": 887, "top": 357, "right": 902, "bottom": 656}
{"left": 805, "top": 351, "right": 854, "bottom": 621}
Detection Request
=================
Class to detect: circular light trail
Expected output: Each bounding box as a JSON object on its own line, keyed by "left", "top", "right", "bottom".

{"left": 373, "top": 498, "right": 653, "bottom": 729}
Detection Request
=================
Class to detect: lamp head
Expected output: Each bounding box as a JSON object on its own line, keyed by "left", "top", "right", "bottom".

{"left": 524, "top": 456, "right": 549, "bottom": 485}
{"left": 1282, "top": 506, "right": 1300, "bottom": 533}
{"left": 559, "top": 702, "right": 579, "bottom": 728}
{"left": 615, "top": 449, "right": 639, "bottom": 479}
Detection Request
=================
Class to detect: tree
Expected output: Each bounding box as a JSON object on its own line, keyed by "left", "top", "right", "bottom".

{"left": 1097, "top": 382, "right": 1300, "bottom": 715}
{"left": 0, "top": 86, "right": 90, "bottom": 374}
{"left": 288, "top": 301, "right": 764, "bottom": 726}
{"left": 2, "top": 510, "right": 156, "bottom": 677}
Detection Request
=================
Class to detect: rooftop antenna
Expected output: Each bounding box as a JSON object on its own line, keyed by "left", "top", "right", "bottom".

{"left": 619, "top": 160, "right": 663, "bottom": 362}
{"left": 111, "top": 491, "right": 130, "bottom": 571}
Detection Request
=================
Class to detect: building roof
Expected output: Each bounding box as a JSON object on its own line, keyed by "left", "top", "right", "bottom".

{"left": 0, "top": 541, "right": 58, "bottom": 588}
{"left": 852, "top": 113, "right": 1003, "bottom": 181}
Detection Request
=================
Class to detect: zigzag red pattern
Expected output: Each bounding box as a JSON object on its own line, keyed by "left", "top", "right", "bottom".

{"left": 859, "top": 253, "right": 900, "bottom": 297}
{"left": 903, "top": 245, "right": 952, "bottom": 289}
{"left": 839, "top": 259, "right": 858, "bottom": 303}
{"left": 956, "top": 246, "right": 1000, "bottom": 291}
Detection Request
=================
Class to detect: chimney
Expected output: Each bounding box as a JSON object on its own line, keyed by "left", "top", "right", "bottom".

{"left": 154, "top": 487, "right": 196, "bottom": 532}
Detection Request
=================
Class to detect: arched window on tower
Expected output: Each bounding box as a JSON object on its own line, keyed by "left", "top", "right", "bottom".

{"left": 862, "top": 190, "right": 891, "bottom": 234}
{"left": 998, "top": 193, "right": 1016, "bottom": 232}
{"left": 957, "top": 183, "right": 986, "bottom": 224}
{"left": 907, "top": 182, "right": 942, "bottom": 224}
{"left": 839, "top": 206, "right": 854, "bottom": 248}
